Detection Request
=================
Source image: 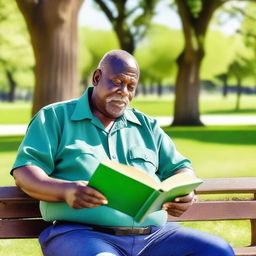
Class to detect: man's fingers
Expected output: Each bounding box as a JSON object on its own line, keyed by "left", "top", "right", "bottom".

{"left": 83, "top": 186, "right": 107, "bottom": 200}
{"left": 70, "top": 193, "right": 107, "bottom": 209}
{"left": 72, "top": 199, "right": 103, "bottom": 209}
{"left": 163, "top": 201, "right": 190, "bottom": 210}
{"left": 174, "top": 192, "right": 194, "bottom": 203}
{"left": 65, "top": 182, "right": 108, "bottom": 209}
{"left": 166, "top": 208, "right": 184, "bottom": 217}
{"left": 78, "top": 191, "right": 108, "bottom": 206}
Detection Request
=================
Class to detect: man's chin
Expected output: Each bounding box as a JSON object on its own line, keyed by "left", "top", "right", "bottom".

{"left": 105, "top": 108, "right": 125, "bottom": 119}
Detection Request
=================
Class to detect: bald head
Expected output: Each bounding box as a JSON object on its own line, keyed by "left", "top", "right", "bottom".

{"left": 98, "top": 50, "right": 139, "bottom": 78}
{"left": 91, "top": 50, "right": 140, "bottom": 122}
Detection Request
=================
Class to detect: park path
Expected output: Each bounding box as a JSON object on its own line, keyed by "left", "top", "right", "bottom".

{"left": 0, "top": 115, "right": 255, "bottom": 136}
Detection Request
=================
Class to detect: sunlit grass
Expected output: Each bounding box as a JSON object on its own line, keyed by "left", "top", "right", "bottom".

{"left": 0, "top": 239, "right": 42, "bottom": 256}
{"left": 131, "top": 93, "right": 256, "bottom": 116}
{"left": 181, "top": 220, "right": 250, "bottom": 247}
{"left": 0, "top": 102, "right": 31, "bottom": 124}
{"left": 166, "top": 125, "right": 256, "bottom": 178}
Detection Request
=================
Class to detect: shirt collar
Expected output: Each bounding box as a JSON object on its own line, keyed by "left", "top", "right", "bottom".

{"left": 124, "top": 108, "right": 141, "bottom": 126}
{"left": 71, "top": 86, "right": 142, "bottom": 126}
{"left": 71, "top": 87, "right": 94, "bottom": 121}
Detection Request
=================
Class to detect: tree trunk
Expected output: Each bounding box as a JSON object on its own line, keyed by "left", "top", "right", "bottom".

{"left": 222, "top": 74, "right": 228, "bottom": 97}
{"left": 5, "top": 69, "right": 17, "bottom": 102}
{"left": 172, "top": 51, "right": 203, "bottom": 126}
{"left": 172, "top": 0, "right": 223, "bottom": 126}
{"left": 16, "top": 0, "right": 84, "bottom": 115}
{"left": 235, "top": 78, "right": 242, "bottom": 111}
{"left": 157, "top": 81, "right": 163, "bottom": 96}
{"left": 150, "top": 83, "right": 155, "bottom": 94}
{"left": 140, "top": 83, "right": 147, "bottom": 96}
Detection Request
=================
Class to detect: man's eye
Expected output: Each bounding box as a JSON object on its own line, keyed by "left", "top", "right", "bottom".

{"left": 128, "top": 85, "right": 135, "bottom": 91}
{"left": 113, "top": 80, "right": 122, "bottom": 86}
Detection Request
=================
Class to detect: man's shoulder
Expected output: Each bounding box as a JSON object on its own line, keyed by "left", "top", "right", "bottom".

{"left": 41, "top": 98, "right": 78, "bottom": 112}
{"left": 126, "top": 107, "right": 157, "bottom": 126}
{"left": 32, "top": 98, "right": 79, "bottom": 123}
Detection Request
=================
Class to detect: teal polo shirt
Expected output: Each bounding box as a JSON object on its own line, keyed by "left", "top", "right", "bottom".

{"left": 12, "top": 87, "right": 193, "bottom": 227}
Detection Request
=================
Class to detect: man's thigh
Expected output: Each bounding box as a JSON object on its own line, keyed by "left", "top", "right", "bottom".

{"left": 139, "top": 224, "right": 234, "bottom": 256}
{"left": 39, "top": 224, "right": 126, "bottom": 256}
{"left": 44, "top": 235, "right": 122, "bottom": 256}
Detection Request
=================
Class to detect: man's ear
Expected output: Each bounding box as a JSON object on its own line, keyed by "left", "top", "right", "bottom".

{"left": 92, "top": 69, "right": 102, "bottom": 86}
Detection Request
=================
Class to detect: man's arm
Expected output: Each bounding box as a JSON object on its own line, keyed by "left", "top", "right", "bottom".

{"left": 162, "top": 168, "right": 198, "bottom": 217}
{"left": 13, "top": 165, "right": 108, "bottom": 209}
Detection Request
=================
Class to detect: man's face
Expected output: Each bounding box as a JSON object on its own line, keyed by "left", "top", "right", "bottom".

{"left": 92, "top": 58, "right": 139, "bottom": 119}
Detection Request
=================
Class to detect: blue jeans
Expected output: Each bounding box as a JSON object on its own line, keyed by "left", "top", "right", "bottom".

{"left": 39, "top": 222, "right": 234, "bottom": 256}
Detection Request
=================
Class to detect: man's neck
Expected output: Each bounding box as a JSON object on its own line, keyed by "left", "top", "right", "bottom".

{"left": 93, "top": 110, "right": 116, "bottom": 127}
{"left": 89, "top": 98, "right": 116, "bottom": 127}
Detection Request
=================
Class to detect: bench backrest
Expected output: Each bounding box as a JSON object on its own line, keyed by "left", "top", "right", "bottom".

{"left": 1, "top": 177, "right": 256, "bottom": 242}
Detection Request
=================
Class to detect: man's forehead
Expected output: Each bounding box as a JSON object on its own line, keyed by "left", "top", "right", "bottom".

{"left": 106, "top": 57, "right": 138, "bottom": 77}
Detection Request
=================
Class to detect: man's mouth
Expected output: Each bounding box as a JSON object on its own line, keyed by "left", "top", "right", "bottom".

{"left": 110, "top": 100, "right": 126, "bottom": 108}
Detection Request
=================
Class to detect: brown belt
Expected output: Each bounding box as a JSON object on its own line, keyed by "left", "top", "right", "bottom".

{"left": 54, "top": 221, "right": 153, "bottom": 236}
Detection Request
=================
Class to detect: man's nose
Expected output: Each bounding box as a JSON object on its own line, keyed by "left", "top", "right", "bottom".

{"left": 118, "top": 85, "right": 129, "bottom": 97}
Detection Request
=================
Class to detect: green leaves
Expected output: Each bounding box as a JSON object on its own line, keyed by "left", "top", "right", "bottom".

{"left": 187, "top": 0, "right": 202, "bottom": 18}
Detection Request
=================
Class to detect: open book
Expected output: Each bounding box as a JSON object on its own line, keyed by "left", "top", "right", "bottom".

{"left": 88, "top": 159, "right": 203, "bottom": 222}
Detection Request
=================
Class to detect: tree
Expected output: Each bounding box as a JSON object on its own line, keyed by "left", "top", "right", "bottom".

{"left": 228, "top": 57, "right": 253, "bottom": 110}
{"left": 0, "top": 1, "right": 33, "bottom": 102}
{"left": 79, "top": 27, "right": 119, "bottom": 87}
{"left": 135, "top": 25, "right": 183, "bottom": 95}
{"left": 238, "top": 1, "right": 256, "bottom": 89}
{"left": 16, "top": 0, "right": 84, "bottom": 115}
{"left": 93, "top": 0, "right": 160, "bottom": 54}
{"left": 215, "top": 2, "right": 256, "bottom": 99}
{"left": 202, "top": 30, "right": 240, "bottom": 97}
{"left": 172, "top": 0, "right": 232, "bottom": 126}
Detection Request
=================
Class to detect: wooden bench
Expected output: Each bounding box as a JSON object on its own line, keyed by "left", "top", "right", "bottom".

{"left": 1, "top": 177, "right": 256, "bottom": 256}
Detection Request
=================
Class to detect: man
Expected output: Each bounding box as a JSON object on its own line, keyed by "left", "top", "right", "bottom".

{"left": 12, "top": 50, "right": 234, "bottom": 256}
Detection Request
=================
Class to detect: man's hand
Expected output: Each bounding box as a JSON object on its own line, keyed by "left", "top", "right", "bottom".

{"left": 64, "top": 181, "right": 108, "bottom": 209}
{"left": 162, "top": 191, "right": 197, "bottom": 217}
{"left": 13, "top": 165, "right": 108, "bottom": 209}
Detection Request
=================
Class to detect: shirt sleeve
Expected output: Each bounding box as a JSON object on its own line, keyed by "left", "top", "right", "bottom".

{"left": 11, "top": 107, "right": 60, "bottom": 175}
{"left": 153, "top": 122, "right": 193, "bottom": 181}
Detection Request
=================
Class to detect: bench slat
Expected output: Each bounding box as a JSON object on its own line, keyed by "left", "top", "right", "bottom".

{"left": 197, "top": 178, "right": 256, "bottom": 194}
{"left": 0, "top": 200, "right": 41, "bottom": 218}
{"left": 0, "top": 219, "right": 51, "bottom": 239}
{"left": 168, "top": 201, "right": 256, "bottom": 221}
{"left": 0, "top": 186, "right": 32, "bottom": 201}
{"left": 234, "top": 246, "right": 256, "bottom": 256}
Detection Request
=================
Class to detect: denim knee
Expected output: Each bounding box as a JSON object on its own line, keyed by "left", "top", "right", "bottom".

{"left": 203, "top": 237, "right": 235, "bottom": 256}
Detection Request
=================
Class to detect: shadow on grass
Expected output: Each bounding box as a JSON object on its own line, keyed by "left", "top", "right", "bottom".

{"left": 164, "top": 126, "right": 256, "bottom": 145}
{"left": 204, "top": 108, "right": 256, "bottom": 115}
{"left": 0, "top": 136, "right": 23, "bottom": 152}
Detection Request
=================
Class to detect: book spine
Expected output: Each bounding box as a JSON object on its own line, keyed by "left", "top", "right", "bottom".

{"left": 134, "top": 190, "right": 160, "bottom": 223}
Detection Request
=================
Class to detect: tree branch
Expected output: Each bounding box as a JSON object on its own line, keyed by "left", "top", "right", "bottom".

{"left": 175, "top": 0, "right": 194, "bottom": 43}
{"left": 94, "top": 0, "right": 114, "bottom": 22}
{"left": 196, "top": 0, "right": 224, "bottom": 34}
{"left": 16, "top": 0, "right": 37, "bottom": 19}
{"left": 232, "top": 5, "right": 256, "bottom": 21}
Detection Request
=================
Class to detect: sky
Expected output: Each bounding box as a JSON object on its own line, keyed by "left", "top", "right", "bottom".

{"left": 78, "top": 0, "right": 243, "bottom": 35}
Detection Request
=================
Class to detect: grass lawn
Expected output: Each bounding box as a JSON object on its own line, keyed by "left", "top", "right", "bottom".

{"left": 0, "top": 94, "right": 255, "bottom": 124}
{"left": 0, "top": 102, "right": 31, "bottom": 124}
{"left": 131, "top": 93, "right": 256, "bottom": 117}
{"left": 0, "top": 125, "right": 255, "bottom": 254}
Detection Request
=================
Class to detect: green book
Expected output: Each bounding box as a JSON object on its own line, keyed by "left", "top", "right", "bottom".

{"left": 88, "top": 159, "right": 203, "bottom": 222}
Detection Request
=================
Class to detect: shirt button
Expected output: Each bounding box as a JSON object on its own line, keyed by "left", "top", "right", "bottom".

{"left": 112, "top": 155, "right": 116, "bottom": 159}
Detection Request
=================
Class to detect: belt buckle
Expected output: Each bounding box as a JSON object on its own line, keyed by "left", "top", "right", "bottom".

{"left": 114, "top": 226, "right": 152, "bottom": 236}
